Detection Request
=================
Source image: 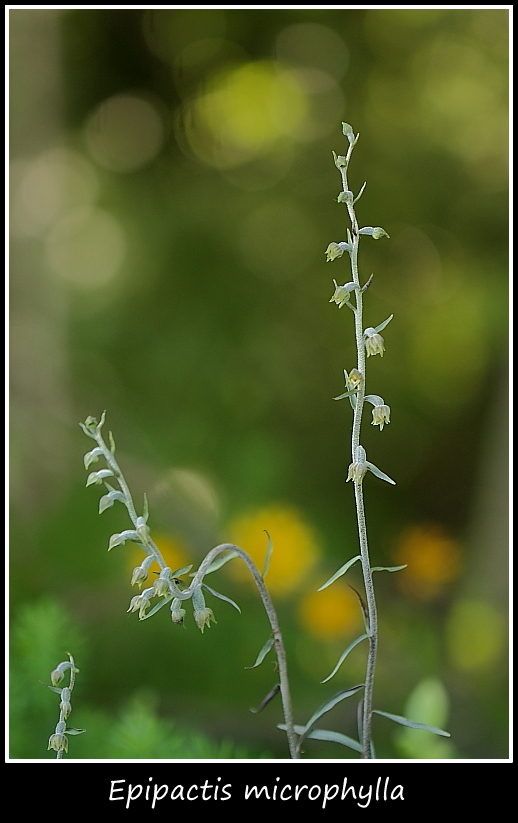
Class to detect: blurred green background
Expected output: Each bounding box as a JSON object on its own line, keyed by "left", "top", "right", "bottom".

{"left": 9, "top": 8, "right": 508, "bottom": 760}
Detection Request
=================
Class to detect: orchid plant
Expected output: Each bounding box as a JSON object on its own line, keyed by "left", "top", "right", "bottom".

{"left": 77, "top": 124, "right": 449, "bottom": 759}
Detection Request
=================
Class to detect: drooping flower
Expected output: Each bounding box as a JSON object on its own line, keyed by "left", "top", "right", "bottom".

{"left": 325, "top": 241, "right": 351, "bottom": 261}
{"left": 346, "top": 461, "right": 368, "bottom": 483}
{"left": 371, "top": 404, "right": 390, "bottom": 431}
{"left": 171, "top": 598, "right": 186, "bottom": 625}
{"left": 48, "top": 733, "right": 68, "bottom": 753}
{"left": 127, "top": 590, "right": 153, "bottom": 619}
{"left": 364, "top": 328, "right": 385, "bottom": 357}
{"left": 346, "top": 369, "right": 362, "bottom": 390}
{"left": 329, "top": 280, "right": 356, "bottom": 308}
{"left": 194, "top": 607, "right": 217, "bottom": 633}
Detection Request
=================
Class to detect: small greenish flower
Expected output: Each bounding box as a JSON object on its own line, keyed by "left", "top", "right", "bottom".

{"left": 127, "top": 591, "right": 153, "bottom": 619}
{"left": 371, "top": 404, "right": 390, "bottom": 431}
{"left": 358, "top": 226, "right": 390, "bottom": 240}
{"left": 153, "top": 575, "right": 171, "bottom": 598}
{"left": 60, "top": 698, "right": 72, "bottom": 720}
{"left": 171, "top": 598, "right": 186, "bottom": 625}
{"left": 325, "top": 242, "right": 344, "bottom": 262}
{"left": 330, "top": 280, "right": 355, "bottom": 308}
{"left": 346, "top": 462, "right": 368, "bottom": 483}
{"left": 194, "top": 607, "right": 217, "bottom": 633}
{"left": 50, "top": 669, "right": 64, "bottom": 687}
{"left": 131, "top": 565, "right": 148, "bottom": 588}
{"left": 364, "top": 328, "right": 385, "bottom": 357}
{"left": 347, "top": 369, "right": 362, "bottom": 390}
{"left": 332, "top": 151, "right": 347, "bottom": 169}
{"left": 48, "top": 733, "right": 68, "bottom": 753}
{"left": 50, "top": 661, "right": 73, "bottom": 686}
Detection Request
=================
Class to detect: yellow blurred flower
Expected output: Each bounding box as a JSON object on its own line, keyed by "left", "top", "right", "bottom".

{"left": 226, "top": 504, "right": 320, "bottom": 598}
{"left": 394, "top": 523, "right": 462, "bottom": 601}
{"left": 298, "top": 581, "right": 362, "bottom": 640}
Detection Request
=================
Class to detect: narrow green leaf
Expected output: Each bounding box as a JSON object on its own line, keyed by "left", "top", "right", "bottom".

{"left": 202, "top": 583, "right": 241, "bottom": 613}
{"left": 170, "top": 564, "right": 193, "bottom": 578}
{"left": 108, "top": 431, "right": 116, "bottom": 454}
{"left": 373, "top": 710, "right": 450, "bottom": 737}
{"left": 318, "top": 556, "right": 361, "bottom": 591}
{"left": 245, "top": 637, "right": 275, "bottom": 670}
{"left": 333, "top": 388, "right": 358, "bottom": 401}
{"left": 365, "top": 461, "right": 396, "bottom": 485}
{"left": 303, "top": 727, "right": 363, "bottom": 754}
{"left": 321, "top": 634, "right": 369, "bottom": 683}
{"left": 142, "top": 493, "right": 149, "bottom": 523}
{"left": 139, "top": 595, "right": 172, "bottom": 620}
{"left": 301, "top": 685, "right": 364, "bottom": 741}
{"left": 374, "top": 314, "right": 393, "bottom": 334}
{"left": 44, "top": 685, "right": 63, "bottom": 695}
{"left": 202, "top": 551, "right": 239, "bottom": 575}
{"left": 353, "top": 181, "right": 367, "bottom": 204}
{"left": 371, "top": 565, "right": 407, "bottom": 573}
{"left": 348, "top": 584, "right": 370, "bottom": 634}
{"left": 250, "top": 684, "right": 280, "bottom": 713}
{"left": 65, "top": 728, "right": 86, "bottom": 736}
{"left": 261, "top": 530, "right": 273, "bottom": 579}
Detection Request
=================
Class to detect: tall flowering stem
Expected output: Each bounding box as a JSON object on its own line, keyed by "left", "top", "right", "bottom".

{"left": 327, "top": 124, "right": 392, "bottom": 759}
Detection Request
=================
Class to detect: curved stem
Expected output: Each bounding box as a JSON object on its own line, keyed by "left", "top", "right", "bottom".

{"left": 191, "top": 543, "right": 300, "bottom": 759}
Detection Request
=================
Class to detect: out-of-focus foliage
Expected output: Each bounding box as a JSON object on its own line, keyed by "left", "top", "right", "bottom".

{"left": 10, "top": 8, "right": 508, "bottom": 759}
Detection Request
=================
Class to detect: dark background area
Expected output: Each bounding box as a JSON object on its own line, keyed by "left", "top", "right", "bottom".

{"left": 10, "top": 8, "right": 508, "bottom": 760}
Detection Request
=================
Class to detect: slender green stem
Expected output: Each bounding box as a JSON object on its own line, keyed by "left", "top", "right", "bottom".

{"left": 191, "top": 543, "right": 300, "bottom": 759}
{"left": 91, "top": 428, "right": 169, "bottom": 572}
{"left": 339, "top": 143, "right": 378, "bottom": 760}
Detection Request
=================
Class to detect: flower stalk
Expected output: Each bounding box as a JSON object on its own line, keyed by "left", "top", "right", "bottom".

{"left": 327, "top": 123, "right": 393, "bottom": 758}
{"left": 45, "top": 653, "right": 85, "bottom": 759}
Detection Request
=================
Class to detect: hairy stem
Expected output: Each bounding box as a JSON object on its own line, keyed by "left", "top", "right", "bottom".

{"left": 90, "top": 427, "right": 169, "bottom": 573}
{"left": 339, "top": 142, "right": 378, "bottom": 760}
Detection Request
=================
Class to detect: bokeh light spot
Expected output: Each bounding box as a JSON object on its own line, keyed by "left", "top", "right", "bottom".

{"left": 394, "top": 523, "right": 462, "bottom": 601}
{"left": 45, "top": 206, "right": 125, "bottom": 288}
{"left": 447, "top": 599, "right": 505, "bottom": 671}
{"left": 275, "top": 22, "right": 349, "bottom": 79}
{"left": 180, "top": 60, "right": 309, "bottom": 168}
{"left": 84, "top": 94, "right": 165, "bottom": 173}
{"left": 226, "top": 504, "right": 320, "bottom": 597}
{"left": 298, "top": 581, "right": 362, "bottom": 640}
{"left": 10, "top": 148, "right": 99, "bottom": 238}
